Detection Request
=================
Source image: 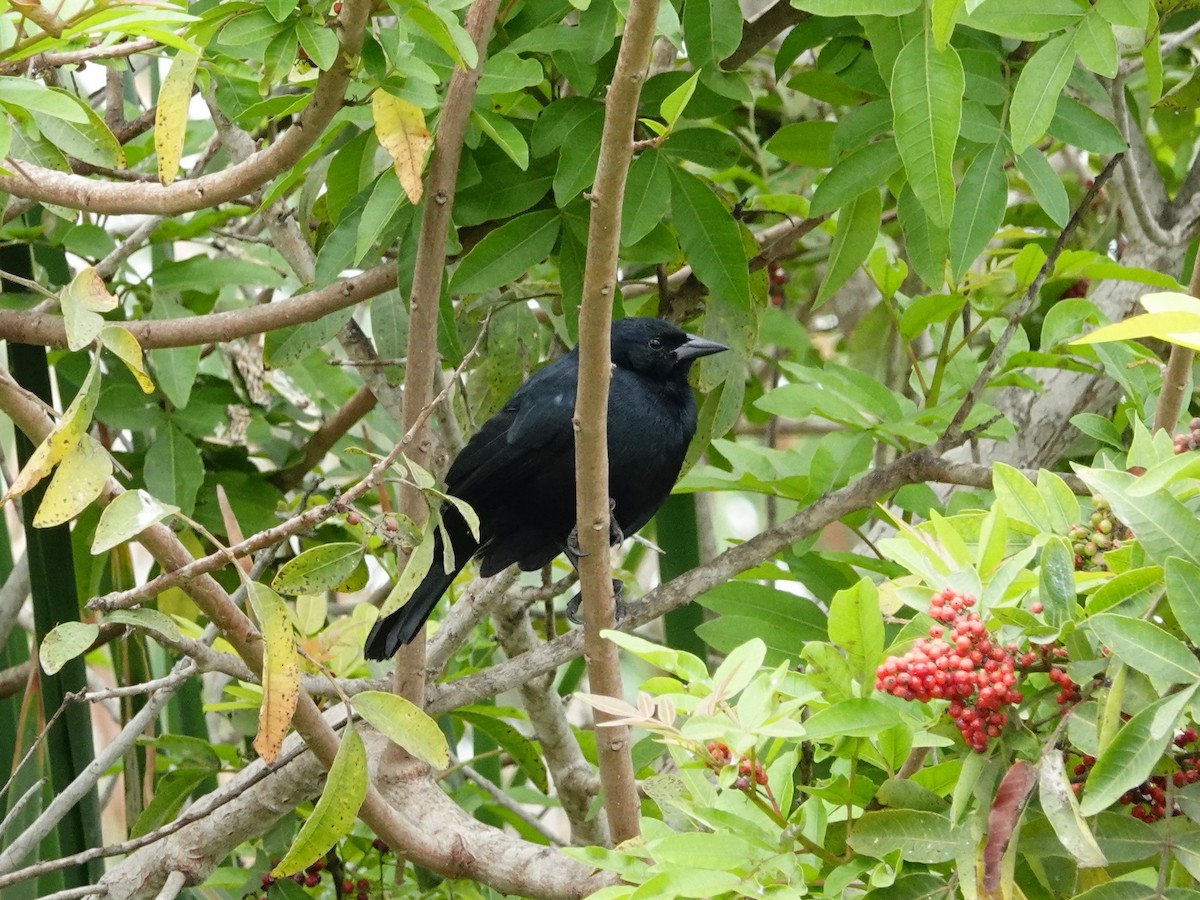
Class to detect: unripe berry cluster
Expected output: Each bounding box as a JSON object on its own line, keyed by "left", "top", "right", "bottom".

{"left": 1173, "top": 417, "right": 1200, "bottom": 454}
{"left": 1069, "top": 496, "right": 1128, "bottom": 572}
{"left": 875, "top": 589, "right": 1022, "bottom": 752}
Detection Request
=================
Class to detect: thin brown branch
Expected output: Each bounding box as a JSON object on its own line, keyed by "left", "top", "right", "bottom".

{"left": 0, "top": 262, "right": 398, "bottom": 349}
{"left": 721, "top": 1, "right": 808, "bottom": 71}
{"left": 0, "top": 0, "right": 371, "bottom": 215}
{"left": 390, "top": 0, "right": 502, "bottom": 705}
{"left": 572, "top": 0, "right": 661, "bottom": 846}
{"left": 1152, "top": 257, "right": 1200, "bottom": 433}
{"left": 0, "top": 37, "right": 158, "bottom": 75}
{"left": 273, "top": 385, "right": 378, "bottom": 492}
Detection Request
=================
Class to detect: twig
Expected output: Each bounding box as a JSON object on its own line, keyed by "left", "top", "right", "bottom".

{"left": 77, "top": 663, "right": 197, "bottom": 703}
{"left": 721, "top": 0, "right": 807, "bottom": 71}
{"left": 0, "top": 553, "right": 30, "bottom": 649}
{"left": 425, "top": 569, "right": 518, "bottom": 679}
{"left": 391, "top": 0, "right": 503, "bottom": 705}
{"left": 943, "top": 153, "right": 1123, "bottom": 442}
{"left": 35, "top": 885, "right": 106, "bottom": 900}
{"left": 274, "top": 384, "right": 379, "bottom": 492}
{"left": 153, "top": 870, "right": 187, "bottom": 900}
{"left": 0, "top": 37, "right": 158, "bottom": 74}
{"left": 459, "top": 764, "right": 563, "bottom": 845}
{"left": 1152, "top": 256, "right": 1200, "bottom": 433}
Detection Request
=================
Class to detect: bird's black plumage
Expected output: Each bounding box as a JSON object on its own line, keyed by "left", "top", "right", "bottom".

{"left": 364, "top": 317, "right": 727, "bottom": 659}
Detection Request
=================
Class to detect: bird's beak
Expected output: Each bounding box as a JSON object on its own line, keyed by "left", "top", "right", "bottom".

{"left": 675, "top": 334, "right": 728, "bottom": 361}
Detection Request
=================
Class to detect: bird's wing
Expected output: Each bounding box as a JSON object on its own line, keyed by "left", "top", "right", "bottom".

{"left": 445, "top": 356, "right": 577, "bottom": 500}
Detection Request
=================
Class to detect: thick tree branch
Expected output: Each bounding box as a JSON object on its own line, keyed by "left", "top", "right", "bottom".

{"left": 0, "top": 0, "right": 372, "bottom": 215}
{"left": 721, "top": 1, "right": 808, "bottom": 70}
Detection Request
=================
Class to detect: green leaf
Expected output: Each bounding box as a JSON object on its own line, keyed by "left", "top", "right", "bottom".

{"left": 106, "top": 608, "right": 182, "bottom": 643}
{"left": 897, "top": 183, "right": 948, "bottom": 289}
{"left": 949, "top": 140, "right": 1006, "bottom": 282}
{"left": 476, "top": 52, "right": 543, "bottom": 95}
{"left": 92, "top": 489, "right": 179, "bottom": 554}
{"left": 660, "top": 71, "right": 700, "bottom": 127}
{"left": 406, "top": 3, "right": 476, "bottom": 68}
{"left": 131, "top": 766, "right": 215, "bottom": 838}
{"left": 622, "top": 149, "right": 671, "bottom": 246}
{"left": 1080, "top": 692, "right": 1190, "bottom": 815}
{"left": 1011, "top": 32, "right": 1077, "bottom": 153}
{"left": 992, "top": 462, "right": 1050, "bottom": 532}
{"left": 354, "top": 691, "right": 450, "bottom": 768}
{"left": 810, "top": 139, "right": 902, "bottom": 218}
{"left": 848, "top": 809, "right": 962, "bottom": 863}
{"left": 827, "top": 578, "right": 884, "bottom": 688}
{"left": 661, "top": 127, "right": 742, "bottom": 170}
{"left": 1166, "top": 558, "right": 1200, "bottom": 645}
{"left": 273, "top": 543, "right": 366, "bottom": 595}
{"left": 264, "top": 310, "right": 355, "bottom": 368}
{"left": 272, "top": 725, "right": 368, "bottom": 876}
{"left": 891, "top": 31, "right": 963, "bottom": 227}
{"left": 377, "top": 525, "right": 437, "bottom": 618}
{"left": 1075, "top": 10, "right": 1117, "bottom": 78}
{"left": 39, "top": 621, "right": 99, "bottom": 675}
{"left": 449, "top": 209, "right": 560, "bottom": 295}
{"left": 1016, "top": 146, "right": 1070, "bottom": 227}
{"left": 804, "top": 697, "right": 903, "bottom": 740}
{"left": 794, "top": 0, "right": 921, "bottom": 12}
{"left": 765, "top": 121, "right": 836, "bottom": 167}
{"left": 601, "top": 630, "right": 710, "bottom": 683}
{"left": 669, "top": 166, "right": 750, "bottom": 308}
{"left": 816, "top": 188, "right": 881, "bottom": 307}
{"left": 355, "top": 169, "right": 414, "bottom": 265}
{"left": 1086, "top": 614, "right": 1200, "bottom": 685}
{"left": 1047, "top": 97, "right": 1127, "bottom": 154}
{"left": 144, "top": 423, "right": 204, "bottom": 517}
{"left": 455, "top": 708, "right": 549, "bottom": 794}
{"left": 0, "top": 77, "right": 90, "bottom": 122}
{"left": 1038, "top": 537, "right": 1076, "bottom": 628}
{"left": 682, "top": 0, "right": 743, "bottom": 67}
{"left": 296, "top": 17, "right": 338, "bottom": 70}
{"left": 472, "top": 109, "right": 529, "bottom": 171}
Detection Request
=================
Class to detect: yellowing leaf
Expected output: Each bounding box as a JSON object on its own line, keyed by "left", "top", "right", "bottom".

{"left": 2, "top": 355, "right": 100, "bottom": 505}
{"left": 249, "top": 582, "right": 300, "bottom": 763}
{"left": 372, "top": 91, "right": 432, "bottom": 204}
{"left": 100, "top": 325, "right": 155, "bottom": 393}
{"left": 61, "top": 268, "right": 117, "bottom": 351}
{"left": 34, "top": 436, "right": 112, "bottom": 528}
{"left": 92, "top": 489, "right": 179, "bottom": 554}
{"left": 272, "top": 724, "right": 367, "bottom": 876}
{"left": 1071, "top": 311, "right": 1200, "bottom": 352}
{"left": 354, "top": 690, "right": 450, "bottom": 768}
{"left": 156, "top": 48, "right": 201, "bottom": 185}
{"left": 40, "top": 621, "right": 99, "bottom": 675}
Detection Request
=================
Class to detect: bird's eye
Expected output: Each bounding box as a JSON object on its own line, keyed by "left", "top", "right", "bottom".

{"left": 648, "top": 337, "right": 664, "bottom": 351}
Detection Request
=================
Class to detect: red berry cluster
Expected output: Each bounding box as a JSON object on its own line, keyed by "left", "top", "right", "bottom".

{"left": 261, "top": 858, "right": 327, "bottom": 895}
{"left": 704, "top": 741, "right": 767, "bottom": 790}
{"left": 1060, "top": 278, "right": 1090, "bottom": 299}
{"left": 875, "top": 589, "right": 1023, "bottom": 752}
{"left": 1174, "top": 417, "right": 1200, "bottom": 454}
{"left": 1070, "top": 729, "right": 1200, "bottom": 822}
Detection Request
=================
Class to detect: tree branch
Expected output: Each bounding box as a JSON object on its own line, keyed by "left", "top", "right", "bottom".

{"left": 0, "top": 0, "right": 372, "bottom": 215}
{"left": 572, "top": 0, "right": 661, "bottom": 846}
{"left": 721, "top": 1, "right": 807, "bottom": 71}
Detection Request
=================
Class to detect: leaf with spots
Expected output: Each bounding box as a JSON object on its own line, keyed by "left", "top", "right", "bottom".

{"left": 272, "top": 724, "right": 367, "bottom": 876}
{"left": 250, "top": 582, "right": 300, "bottom": 764}
{"left": 354, "top": 690, "right": 450, "bottom": 769}
{"left": 61, "top": 268, "right": 117, "bottom": 351}
{"left": 273, "top": 543, "right": 365, "bottom": 595}
{"left": 39, "top": 621, "right": 99, "bottom": 675}
{"left": 155, "top": 47, "right": 201, "bottom": 185}
{"left": 373, "top": 91, "right": 432, "bottom": 204}
{"left": 33, "top": 435, "right": 112, "bottom": 528}
{"left": 2, "top": 355, "right": 101, "bottom": 505}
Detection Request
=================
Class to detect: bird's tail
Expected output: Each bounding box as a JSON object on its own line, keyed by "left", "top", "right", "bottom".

{"left": 363, "top": 512, "right": 477, "bottom": 660}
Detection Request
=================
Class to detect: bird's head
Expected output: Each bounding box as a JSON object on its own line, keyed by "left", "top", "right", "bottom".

{"left": 610, "top": 317, "right": 728, "bottom": 380}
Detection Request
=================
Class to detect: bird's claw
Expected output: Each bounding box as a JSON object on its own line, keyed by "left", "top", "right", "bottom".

{"left": 565, "top": 579, "right": 626, "bottom": 626}
{"left": 566, "top": 499, "right": 621, "bottom": 558}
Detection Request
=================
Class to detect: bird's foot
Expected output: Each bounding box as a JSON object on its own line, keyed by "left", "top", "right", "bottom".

{"left": 566, "top": 499, "right": 622, "bottom": 559}
{"left": 565, "top": 579, "right": 626, "bottom": 626}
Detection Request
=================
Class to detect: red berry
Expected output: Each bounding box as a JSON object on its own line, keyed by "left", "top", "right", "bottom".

{"left": 1030, "top": 602, "right": 1044, "bottom": 614}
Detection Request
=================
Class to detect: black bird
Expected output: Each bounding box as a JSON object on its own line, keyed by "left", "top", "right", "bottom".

{"left": 364, "top": 317, "right": 727, "bottom": 659}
